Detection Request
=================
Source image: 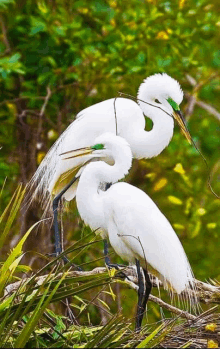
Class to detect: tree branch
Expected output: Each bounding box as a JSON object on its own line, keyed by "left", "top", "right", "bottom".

{"left": 4, "top": 266, "right": 220, "bottom": 319}
{"left": 0, "top": 15, "right": 11, "bottom": 54}
{"left": 184, "top": 73, "right": 220, "bottom": 121}
{"left": 37, "top": 86, "right": 52, "bottom": 140}
{"left": 184, "top": 91, "right": 220, "bottom": 121}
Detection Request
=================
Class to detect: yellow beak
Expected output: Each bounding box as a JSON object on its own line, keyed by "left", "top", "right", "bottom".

{"left": 60, "top": 146, "right": 94, "bottom": 160}
{"left": 173, "top": 110, "right": 192, "bottom": 144}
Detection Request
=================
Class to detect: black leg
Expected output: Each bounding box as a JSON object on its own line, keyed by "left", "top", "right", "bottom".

{"left": 103, "top": 239, "right": 111, "bottom": 266}
{"left": 103, "top": 240, "right": 130, "bottom": 280}
{"left": 103, "top": 239, "right": 126, "bottom": 268}
{"left": 135, "top": 259, "right": 145, "bottom": 332}
{"left": 52, "top": 176, "right": 78, "bottom": 257}
{"left": 137, "top": 268, "right": 152, "bottom": 331}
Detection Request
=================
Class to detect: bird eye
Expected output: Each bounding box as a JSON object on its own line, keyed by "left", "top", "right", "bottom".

{"left": 155, "top": 99, "right": 161, "bottom": 104}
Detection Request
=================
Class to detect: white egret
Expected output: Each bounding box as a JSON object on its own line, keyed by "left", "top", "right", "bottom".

{"left": 29, "top": 73, "right": 191, "bottom": 257}
{"left": 69, "top": 132, "right": 195, "bottom": 331}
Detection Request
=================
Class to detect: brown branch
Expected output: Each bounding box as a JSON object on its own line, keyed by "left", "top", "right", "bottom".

{"left": 149, "top": 295, "right": 196, "bottom": 321}
{"left": 57, "top": 82, "right": 79, "bottom": 90}
{"left": 184, "top": 93, "right": 197, "bottom": 118}
{"left": 114, "top": 278, "right": 196, "bottom": 321}
{"left": 37, "top": 86, "right": 52, "bottom": 140}
{"left": 184, "top": 73, "right": 220, "bottom": 121}
{"left": 0, "top": 15, "right": 11, "bottom": 53}
{"left": 39, "top": 87, "right": 52, "bottom": 118}
{"left": 184, "top": 91, "right": 220, "bottom": 121}
{"left": 0, "top": 96, "right": 46, "bottom": 107}
{"left": 4, "top": 266, "right": 220, "bottom": 312}
{"left": 4, "top": 266, "right": 196, "bottom": 321}
{"left": 186, "top": 73, "right": 219, "bottom": 93}
{"left": 195, "top": 99, "right": 220, "bottom": 121}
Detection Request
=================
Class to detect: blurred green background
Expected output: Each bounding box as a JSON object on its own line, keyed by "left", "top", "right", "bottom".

{"left": 0, "top": 0, "right": 220, "bottom": 327}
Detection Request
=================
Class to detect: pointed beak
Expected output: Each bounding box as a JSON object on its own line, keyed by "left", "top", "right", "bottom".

{"left": 60, "top": 146, "right": 94, "bottom": 160}
{"left": 173, "top": 110, "right": 192, "bottom": 144}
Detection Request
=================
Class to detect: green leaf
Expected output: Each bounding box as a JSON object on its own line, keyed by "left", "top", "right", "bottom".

{"left": 0, "top": 185, "right": 25, "bottom": 249}
{"left": 0, "top": 220, "right": 41, "bottom": 295}
{"left": 8, "top": 53, "right": 21, "bottom": 63}
{"left": 136, "top": 323, "right": 164, "bottom": 348}
{"left": 0, "top": 0, "right": 14, "bottom": 9}
{"left": 14, "top": 272, "right": 67, "bottom": 348}
{"left": 30, "top": 17, "right": 46, "bottom": 36}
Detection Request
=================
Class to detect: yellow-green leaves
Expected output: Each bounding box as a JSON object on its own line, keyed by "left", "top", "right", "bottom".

{"left": 153, "top": 178, "right": 168, "bottom": 191}
{"left": 14, "top": 272, "right": 67, "bottom": 348}
{"left": 168, "top": 195, "right": 183, "bottom": 205}
{"left": 0, "top": 221, "right": 41, "bottom": 296}
{"left": 196, "top": 208, "right": 206, "bottom": 216}
{"left": 0, "top": 184, "right": 25, "bottom": 249}
{"left": 206, "top": 223, "right": 217, "bottom": 229}
{"left": 205, "top": 323, "right": 217, "bottom": 332}
{"left": 174, "top": 163, "right": 185, "bottom": 174}
{"left": 173, "top": 163, "right": 192, "bottom": 188}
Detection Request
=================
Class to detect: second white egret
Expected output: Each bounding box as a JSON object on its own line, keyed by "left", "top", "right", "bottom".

{"left": 66, "top": 132, "right": 195, "bottom": 331}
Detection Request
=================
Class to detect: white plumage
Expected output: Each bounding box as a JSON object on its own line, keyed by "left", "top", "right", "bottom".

{"left": 76, "top": 133, "right": 194, "bottom": 295}
{"left": 28, "top": 73, "right": 187, "bottom": 211}
{"left": 105, "top": 183, "right": 192, "bottom": 294}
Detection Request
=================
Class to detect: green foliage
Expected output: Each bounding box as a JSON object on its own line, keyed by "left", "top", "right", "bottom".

{"left": 0, "top": 0, "right": 220, "bottom": 346}
{"left": 0, "top": 53, "right": 25, "bottom": 78}
{"left": 0, "top": 184, "right": 25, "bottom": 250}
{"left": 0, "top": 0, "right": 14, "bottom": 9}
{"left": 0, "top": 189, "right": 220, "bottom": 347}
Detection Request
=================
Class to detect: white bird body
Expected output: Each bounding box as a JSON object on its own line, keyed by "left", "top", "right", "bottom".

{"left": 29, "top": 73, "right": 188, "bottom": 208}
{"left": 76, "top": 133, "right": 194, "bottom": 295}
{"left": 104, "top": 183, "right": 192, "bottom": 293}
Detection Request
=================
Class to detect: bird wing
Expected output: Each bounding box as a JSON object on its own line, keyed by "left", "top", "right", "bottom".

{"left": 27, "top": 98, "right": 144, "bottom": 214}
{"left": 104, "top": 183, "right": 194, "bottom": 294}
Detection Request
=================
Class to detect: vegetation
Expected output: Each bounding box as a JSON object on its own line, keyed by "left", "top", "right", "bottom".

{"left": 0, "top": 0, "right": 220, "bottom": 347}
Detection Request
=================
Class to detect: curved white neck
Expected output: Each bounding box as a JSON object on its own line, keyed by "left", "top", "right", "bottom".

{"left": 127, "top": 106, "right": 174, "bottom": 159}
{"left": 76, "top": 143, "right": 132, "bottom": 231}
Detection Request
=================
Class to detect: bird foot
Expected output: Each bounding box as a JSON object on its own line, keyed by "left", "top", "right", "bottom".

{"left": 106, "top": 262, "right": 131, "bottom": 281}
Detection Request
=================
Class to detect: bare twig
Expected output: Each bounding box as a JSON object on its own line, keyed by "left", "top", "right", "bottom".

{"left": 57, "top": 82, "right": 79, "bottom": 90}
{"left": 117, "top": 278, "right": 196, "bottom": 321}
{"left": 185, "top": 74, "right": 197, "bottom": 87}
{"left": 194, "top": 99, "right": 220, "bottom": 121}
{"left": 185, "top": 91, "right": 220, "bottom": 121}
{"left": 39, "top": 87, "right": 52, "bottom": 118}
{"left": 184, "top": 93, "right": 197, "bottom": 118}
{"left": 37, "top": 86, "right": 52, "bottom": 140}
{"left": 186, "top": 73, "right": 219, "bottom": 93}
{"left": 184, "top": 73, "right": 220, "bottom": 121}
{"left": 0, "top": 96, "right": 47, "bottom": 107}
{"left": 0, "top": 15, "right": 11, "bottom": 53}
{"left": 149, "top": 294, "right": 196, "bottom": 321}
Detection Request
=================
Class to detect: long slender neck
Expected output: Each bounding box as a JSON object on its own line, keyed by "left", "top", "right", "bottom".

{"left": 127, "top": 106, "right": 174, "bottom": 159}
{"left": 76, "top": 143, "right": 132, "bottom": 231}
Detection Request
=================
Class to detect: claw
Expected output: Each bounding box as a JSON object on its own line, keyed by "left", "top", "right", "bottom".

{"left": 106, "top": 263, "right": 131, "bottom": 281}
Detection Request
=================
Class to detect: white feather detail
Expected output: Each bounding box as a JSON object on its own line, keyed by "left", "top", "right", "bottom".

{"left": 27, "top": 74, "right": 183, "bottom": 215}
{"left": 76, "top": 133, "right": 197, "bottom": 304}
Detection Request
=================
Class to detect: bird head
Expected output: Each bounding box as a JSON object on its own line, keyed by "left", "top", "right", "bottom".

{"left": 60, "top": 133, "right": 132, "bottom": 171}
{"left": 137, "top": 73, "right": 192, "bottom": 144}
